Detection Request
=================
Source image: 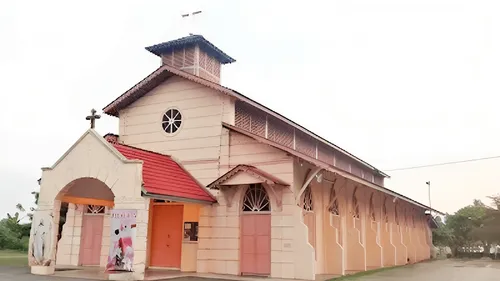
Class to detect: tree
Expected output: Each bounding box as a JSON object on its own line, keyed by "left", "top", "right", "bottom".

{"left": 432, "top": 216, "right": 453, "bottom": 246}
{"left": 473, "top": 199, "right": 486, "bottom": 207}
{"left": 442, "top": 204, "right": 486, "bottom": 256}
{"left": 27, "top": 191, "right": 39, "bottom": 221}
{"left": 486, "top": 194, "right": 500, "bottom": 210}
{"left": 0, "top": 203, "right": 31, "bottom": 251}
{"left": 471, "top": 195, "right": 500, "bottom": 253}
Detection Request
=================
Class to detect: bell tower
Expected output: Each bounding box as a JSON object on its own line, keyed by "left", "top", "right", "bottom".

{"left": 145, "top": 35, "right": 235, "bottom": 84}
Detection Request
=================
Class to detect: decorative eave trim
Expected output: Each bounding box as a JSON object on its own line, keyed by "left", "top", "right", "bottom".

{"left": 207, "top": 164, "right": 289, "bottom": 190}
{"left": 41, "top": 129, "right": 142, "bottom": 171}
{"left": 101, "top": 63, "right": 388, "bottom": 178}
{"left": 224, "top": 123, "right": 444, "bottom": 216}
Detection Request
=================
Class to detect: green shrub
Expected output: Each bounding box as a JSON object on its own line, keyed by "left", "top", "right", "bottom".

{"left": 0, "top": 219, "right": 29, "bottom": 251}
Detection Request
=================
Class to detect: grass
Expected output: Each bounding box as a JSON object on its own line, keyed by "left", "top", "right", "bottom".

{"left": 0, "top": 249, "right": 28, "bottom": 266}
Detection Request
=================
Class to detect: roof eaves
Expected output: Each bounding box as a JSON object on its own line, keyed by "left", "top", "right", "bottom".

{"left": 145, "top": 35, "right": 235, "bottom": 64}
{"left": 223, "top": 122, "right": 444, "bottom": 215}
{"left": 206, "top": 164, "right": 290, "bottom": 189}
{"left": 141, "top": 187, "right": 216, "bottom": 205}
{"left": 103, "top": 64, "right": 387, "bottom": 178}
{"left": 227, "top": 89, "right": 390, "bottom": 178}
{"left": 103, "top": 66, "right": 172, "bottom": 116}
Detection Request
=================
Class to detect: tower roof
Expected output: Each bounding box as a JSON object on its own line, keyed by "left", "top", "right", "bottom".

{"left": 145, "top": 34, "right": 236, "bottom": 64}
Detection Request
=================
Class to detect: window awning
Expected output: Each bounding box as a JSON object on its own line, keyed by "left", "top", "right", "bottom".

{"left": 207, "top": 164, "right": 289, "bottom": 189}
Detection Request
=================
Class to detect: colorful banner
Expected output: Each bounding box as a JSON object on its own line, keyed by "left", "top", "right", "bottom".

{"left": 105, "top": 209, "right": 137, "bottom": 272}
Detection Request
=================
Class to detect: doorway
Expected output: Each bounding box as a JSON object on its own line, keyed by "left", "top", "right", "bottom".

{"left": 79, "top": 205, "right": 105, "bottom": 266}
{"left": 240, "top": 184, "right": 271, "bottom": 276}
{"left": 150, "top": 205, "right": 184, "bottom": 268}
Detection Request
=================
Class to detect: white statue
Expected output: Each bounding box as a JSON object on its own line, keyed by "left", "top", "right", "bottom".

{"left": 30, "top": 212, "right": 53, "bottom": 266}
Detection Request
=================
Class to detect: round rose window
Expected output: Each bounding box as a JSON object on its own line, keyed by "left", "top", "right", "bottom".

{"left": 162, "top": 108, "right": 182, "bottom": 134}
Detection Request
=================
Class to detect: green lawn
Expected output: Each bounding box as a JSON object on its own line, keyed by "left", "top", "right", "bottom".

{"left": 0, "top": 249, "right": 28, "bottom": 266}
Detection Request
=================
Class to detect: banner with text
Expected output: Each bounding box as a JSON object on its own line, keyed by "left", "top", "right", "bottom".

{"left": 105, "top": 209, "right": 137, "bottom": 272}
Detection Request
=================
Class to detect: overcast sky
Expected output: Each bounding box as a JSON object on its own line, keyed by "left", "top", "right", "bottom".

{"left": 1, "top": 0, "right": 500, "bottom": 219}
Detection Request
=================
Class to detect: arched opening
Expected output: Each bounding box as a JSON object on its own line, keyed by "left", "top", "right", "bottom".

{"left": 395, "top": 203, "right": 400, "bottom": 226}
{"left": 240, "top": 184, "right": 271, "bottom": 276}
{"left": 324, "top": 180, "right": 344, "bottom": 275}
{"left": 301, "top": 185, "right": 316, "bottom": 257}
{"left": 328, "top": 187, "right": 340, "bottom": 216}
{"left": 351, "top": 187, "right": 360, "bottom": 219}
{"left": 56, "top": 177, "right": 114, "bottom": 207}
{"left": 383, "top": 197, "right": 388, "bottom": 223}
{"left": 54, "top": 177, "right": 114, "bottom": 267}
{"left": 369, "top": 193, "right": 376, "bottom": 222}
{"left": 242, "top": 184, "right": 271, "bottom": 212}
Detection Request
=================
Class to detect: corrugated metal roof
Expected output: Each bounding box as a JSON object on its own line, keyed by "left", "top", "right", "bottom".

{"left": 224, "top": 122, "right": 444, "bottom": 215}
{"left": 145, "top": 34, "right": 236, "bottom": 64}
{"left": 102, "top": 63, "right": 389, "bottom": 179}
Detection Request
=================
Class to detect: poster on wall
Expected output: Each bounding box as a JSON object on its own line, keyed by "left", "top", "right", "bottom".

{"left": 105, "top": 209, "right": 137, "bottom": 272}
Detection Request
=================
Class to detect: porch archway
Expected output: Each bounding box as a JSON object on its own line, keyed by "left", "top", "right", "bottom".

{"left": 54, "top": 177, "right": 115, "bottom": 267}
{"left": 56, "top": 177, "right": 115, "bottom": 207}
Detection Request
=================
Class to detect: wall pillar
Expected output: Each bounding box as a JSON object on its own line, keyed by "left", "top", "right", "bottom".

{"left": 56, "top": 203, "right": 84, "bottom": 266}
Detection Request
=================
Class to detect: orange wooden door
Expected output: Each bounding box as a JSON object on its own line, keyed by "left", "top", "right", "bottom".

{"left": 79, "top": 215, "right": 104, "bottom": 266}
{"left": 241, "top": 214, "right": 271, "bottom": 276}
{"left": 150, "top": 205, "right": 183, "bottom": 268}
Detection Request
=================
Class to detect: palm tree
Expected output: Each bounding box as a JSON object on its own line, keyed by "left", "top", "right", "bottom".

{"left": 32, "top": 191, "right": 39, "bottom": 205}
{"left": 6, "top": 204, "right": 26, "bottom": 223}
{"left": 28, "top": 191, "right": 39, "bottom": 221}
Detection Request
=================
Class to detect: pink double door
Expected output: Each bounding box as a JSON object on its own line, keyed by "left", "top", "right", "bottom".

{"left": 241, "top": 214, "right": 271, "bottom": 276}
{"left": 79, "top": 214, "right": 104, "bottom": 266}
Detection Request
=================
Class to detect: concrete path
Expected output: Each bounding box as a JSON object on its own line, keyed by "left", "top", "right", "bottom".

{"left": 0, "top": 266, "right": 92, "bottom": 281}
{"left": 1, "top": 259, "right": 499, "bottom": 281}
{"left": 352, "top": 259, "right": 500, "bottom": 281}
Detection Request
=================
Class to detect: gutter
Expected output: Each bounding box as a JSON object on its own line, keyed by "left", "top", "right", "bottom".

{"left": 141, "top": 187, "right": 216, "bottom": 206}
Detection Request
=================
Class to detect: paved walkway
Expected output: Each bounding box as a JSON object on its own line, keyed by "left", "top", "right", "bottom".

{"left": 353, "top": 259, "right": 500, "bottom": 281}
{"left": 1, "top": 259, "right": 499, "bottom": 281}
{"left": 0, "top": 266, "right": 90, "bottom": 281}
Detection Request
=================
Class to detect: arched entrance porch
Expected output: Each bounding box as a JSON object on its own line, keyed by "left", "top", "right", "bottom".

{"left": 53, "top": 177, "right": 114, "bottom": 267}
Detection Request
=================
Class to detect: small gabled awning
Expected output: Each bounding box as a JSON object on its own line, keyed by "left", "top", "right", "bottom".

{"left": 426, "top": 213, "right": 440, "bottom": 229}
{"left": 207, "top": 164, "right": 289, "bottom": 189}
{"left": 113, "top": 143, "right": 217, "bottom": 204}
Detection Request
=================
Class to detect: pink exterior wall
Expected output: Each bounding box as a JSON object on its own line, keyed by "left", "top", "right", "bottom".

{"left": 343, "top": 184, "right": 366, "bottom": 274}
{"left": 365, "top": 192, "right": 382, "bottom": 270}
{"left": 294, "top": 161, "right": 433, "bottom": 278}
{"left": 118, "top": 75, "right": 235, "bottom": 186}
{"left": 197, "top": 131, "right": 316, "bottom": 280}
{"left": 114, "top": 74, "right": 433, "bottom": 280}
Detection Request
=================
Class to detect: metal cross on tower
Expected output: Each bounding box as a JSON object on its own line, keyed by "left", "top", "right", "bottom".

{"left": 181, "top": 10, "right": 202, "bottom": 35}
{"left": 86, "top": 108, "right": 101, "bottom": 129}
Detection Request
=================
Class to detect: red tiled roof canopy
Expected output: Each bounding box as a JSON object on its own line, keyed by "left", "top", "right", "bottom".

{"left": 112, "top": 143, "right": 216, "bottom": 203}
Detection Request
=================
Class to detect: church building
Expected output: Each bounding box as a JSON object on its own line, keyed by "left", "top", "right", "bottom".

{"left": 29, "top": 34, "right": 441, "bottom": 280}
